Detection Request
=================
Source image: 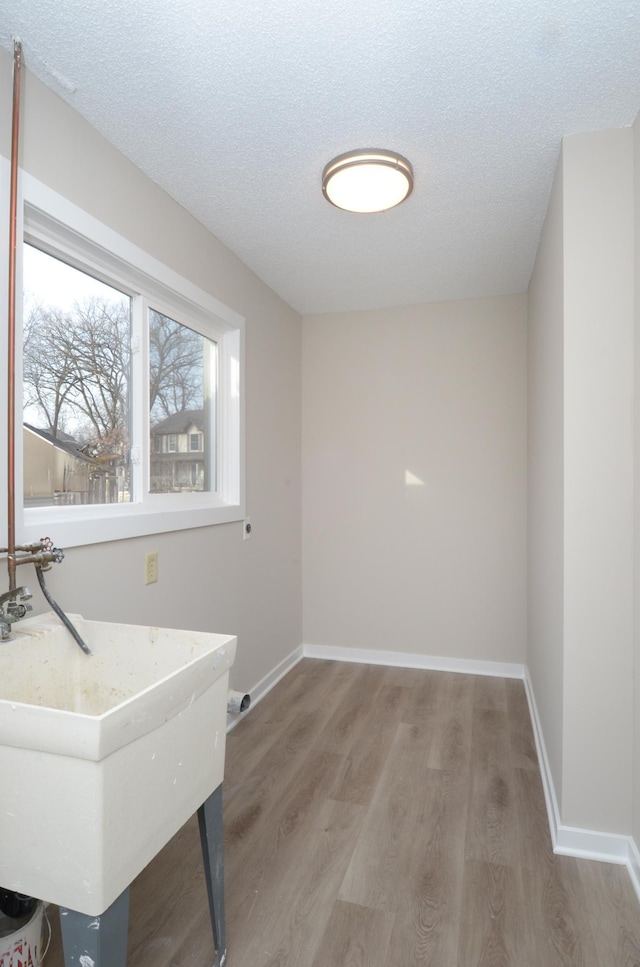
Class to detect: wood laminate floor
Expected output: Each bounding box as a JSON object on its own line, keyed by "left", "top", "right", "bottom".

{"left": 43, "top": 660, "right": 640, "bottom": 966}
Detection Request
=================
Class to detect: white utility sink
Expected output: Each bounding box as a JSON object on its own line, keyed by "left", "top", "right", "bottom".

{"left": 0, "top": 612, "right": 236, "bottom": 916}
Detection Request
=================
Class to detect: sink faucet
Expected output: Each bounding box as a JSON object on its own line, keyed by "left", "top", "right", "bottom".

{"left": 0, "top": 586, "right": 33, "bottom": 641}
{"left": 0, "top": 539, "right": 90, "bottom": 654}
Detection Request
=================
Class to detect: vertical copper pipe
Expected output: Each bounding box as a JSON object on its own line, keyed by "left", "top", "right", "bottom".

{"left": 7, "top": 41, "right": 22, "bottom": 591}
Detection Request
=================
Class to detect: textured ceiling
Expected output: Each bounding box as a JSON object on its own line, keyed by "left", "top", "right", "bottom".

{"left": 1, "top": 0, "right": 640, "bottom": 315}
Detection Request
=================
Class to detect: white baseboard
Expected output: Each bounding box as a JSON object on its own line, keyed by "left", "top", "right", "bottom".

{"left": 524, "top": 668, "right": 640, "bottom": 902}
{"left": 226, "top": 644, "right": 304, "bottom": 732}
{"left": 522, "top": 668, "right": 562, "bottom": 850}
{"left": 554, "top": 826, "right": 632, "bottom": 864}
{"left": 303, "top": 642, "right": 525, "bottom": 680}
{"left": 629, "top": 838, "right": 640, "bottom": 902}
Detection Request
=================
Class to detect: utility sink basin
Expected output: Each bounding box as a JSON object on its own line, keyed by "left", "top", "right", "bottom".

{"left": 0, "top": 611, "right": 236, "bottom": 916}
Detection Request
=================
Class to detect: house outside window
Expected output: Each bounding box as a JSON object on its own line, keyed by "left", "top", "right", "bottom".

{"left": 150, "top": 412, "right": 206, "bottom": 493}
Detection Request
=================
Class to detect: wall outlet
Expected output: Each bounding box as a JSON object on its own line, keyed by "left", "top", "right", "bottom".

{"left": 145, "top": 551, "right": 158, "bottom": 585}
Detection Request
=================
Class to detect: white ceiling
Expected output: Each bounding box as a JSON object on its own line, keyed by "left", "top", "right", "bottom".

{"left": 1, "top": 0, "right": 639, "bottom": 316}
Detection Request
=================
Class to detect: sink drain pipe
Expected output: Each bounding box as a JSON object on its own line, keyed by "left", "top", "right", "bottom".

{"left": 227, "top": 690, "right": 251, "bottom": 714}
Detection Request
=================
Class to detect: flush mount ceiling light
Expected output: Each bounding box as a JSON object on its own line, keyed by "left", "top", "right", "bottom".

{"left": 322, "top": 149, "right": 414, "bottom": 213}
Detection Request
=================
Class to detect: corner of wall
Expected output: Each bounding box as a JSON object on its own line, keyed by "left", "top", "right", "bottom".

{"left": 525, "top": 667, "right": 640, "bottom": 901}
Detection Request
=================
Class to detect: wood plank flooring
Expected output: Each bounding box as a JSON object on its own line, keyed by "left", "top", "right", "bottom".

{"left": 42, "top": 659, "right": 640, "bottom": 966}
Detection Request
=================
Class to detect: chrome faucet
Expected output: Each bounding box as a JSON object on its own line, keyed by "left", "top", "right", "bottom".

{"left": 0, "top": 586, "right": 33, "bottom": 641}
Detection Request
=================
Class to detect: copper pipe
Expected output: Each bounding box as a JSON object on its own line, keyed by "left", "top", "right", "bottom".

{"left": 11, "top": 551, "right": 58, "bottom": 568}
{"left": 0, "top": 542, "right": 52, "bottom": 554}
{"left": 7, "top": 40, "right": 22, "bottom": 592}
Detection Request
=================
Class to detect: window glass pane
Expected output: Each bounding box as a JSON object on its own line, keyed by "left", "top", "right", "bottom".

{"left": 22, "top": 244, "right": 132, "bottom": 506}
{"left": 148, "top": 309, "right": 216, "bottom": 494}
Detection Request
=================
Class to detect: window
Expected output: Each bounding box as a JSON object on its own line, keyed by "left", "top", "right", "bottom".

{"left": 7, "top": 170, "right": 245, "bottom": 548}
{"left": 149, "top": 311, "right": 213, "bottom": 494}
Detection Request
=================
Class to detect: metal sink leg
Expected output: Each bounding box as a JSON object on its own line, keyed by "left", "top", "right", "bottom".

{"left": 198, "top": 784, "right": 226, "bottom": 967}
{"left": 59, "top": 887, "right": 130, "bottom": 967}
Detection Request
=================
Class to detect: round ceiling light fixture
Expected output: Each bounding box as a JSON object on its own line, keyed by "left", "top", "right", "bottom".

{"left": 322, "top": 149, "right": 414, "bottom": 213}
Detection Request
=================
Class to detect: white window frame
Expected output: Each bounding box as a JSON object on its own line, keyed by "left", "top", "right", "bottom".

{"left": 2, "top": 166, "right": 245, "bottom": 549}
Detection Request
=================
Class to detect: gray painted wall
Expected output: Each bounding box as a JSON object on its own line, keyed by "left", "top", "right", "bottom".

{"left": 527, "top": 149, "right": 565, "bottom": 815}
{"left": 528, "top": 126, "right": 636, "bottom": 835}
{"left": 302, "top": 295, "right": 528, "bottom": 665}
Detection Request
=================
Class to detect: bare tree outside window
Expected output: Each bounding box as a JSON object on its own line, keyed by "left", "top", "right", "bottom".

{"left": 23, "top": 245, "right": 132, "bottom": 506}
{"left": 149, "top": 310, "right": 205, "bottom": 424}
